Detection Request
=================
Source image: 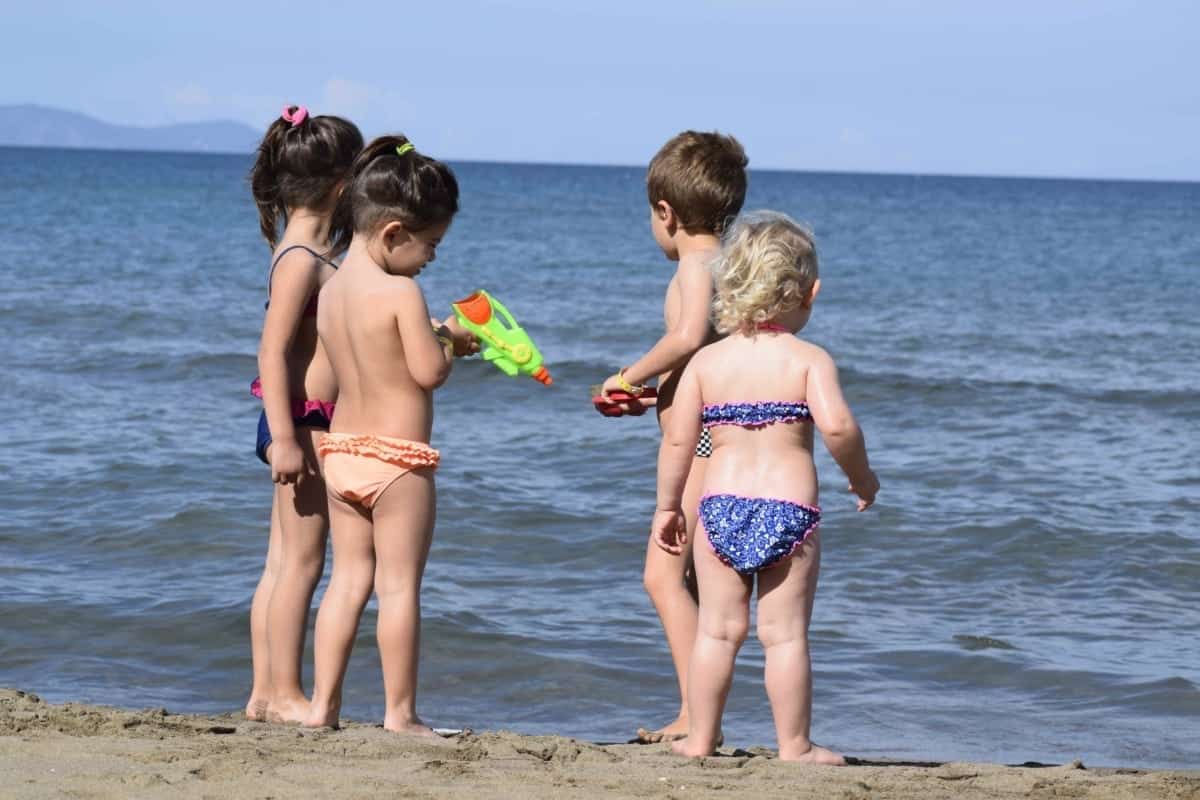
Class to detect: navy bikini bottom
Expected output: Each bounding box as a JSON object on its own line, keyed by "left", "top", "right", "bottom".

{"left": 699, "top": 494, "right": 821, "bottom": 575}
{"left": 255, "top": 407, "right": 334, "bottom": 465}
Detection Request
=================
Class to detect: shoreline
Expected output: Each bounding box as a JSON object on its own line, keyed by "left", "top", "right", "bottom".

{"left": 2, "top": 689, "right": 1196, "bottom": 799}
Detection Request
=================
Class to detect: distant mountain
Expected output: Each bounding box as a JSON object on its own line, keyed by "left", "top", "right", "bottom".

{"left": 0, "top": 104, "right": 259, "bottom": 154}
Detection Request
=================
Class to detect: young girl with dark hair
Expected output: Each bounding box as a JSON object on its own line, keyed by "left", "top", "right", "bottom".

{"left": 245, "top": 105, "right": 363, "bottom": 723}
{"left": 302, "top": 135, "right": 477, "bottom": 733}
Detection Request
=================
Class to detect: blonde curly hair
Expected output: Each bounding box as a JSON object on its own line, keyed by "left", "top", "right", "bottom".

{"left": 712, "top": 211, "right": 819, "bottom": 335}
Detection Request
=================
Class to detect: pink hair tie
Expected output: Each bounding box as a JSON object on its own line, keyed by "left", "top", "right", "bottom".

{"left": 281, "top": 105, "right": 309, "bottom": 127}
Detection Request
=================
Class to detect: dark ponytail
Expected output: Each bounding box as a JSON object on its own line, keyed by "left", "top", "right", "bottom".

{"left": 248, "top": 106, "right": 364, "bottom": 248}
{"left": 330, "top": 134, "right": 459, "bottom": 255}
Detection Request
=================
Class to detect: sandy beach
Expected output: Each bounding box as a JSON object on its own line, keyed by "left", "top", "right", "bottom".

{"left": 1, "top": 689, "right": 1195, "bottom": 799}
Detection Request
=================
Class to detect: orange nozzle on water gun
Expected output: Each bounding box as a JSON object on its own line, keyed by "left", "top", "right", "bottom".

{"left": 451, "top": 290, "right": 552, "bottom": 385}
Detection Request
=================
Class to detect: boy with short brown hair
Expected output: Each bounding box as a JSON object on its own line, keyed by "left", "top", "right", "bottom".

{"left": 598, "top": 129, "right": 748, "bottom": 742}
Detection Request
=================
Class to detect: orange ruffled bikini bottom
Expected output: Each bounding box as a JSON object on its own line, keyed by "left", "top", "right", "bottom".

{"left": 318, "top": 433, "right": 441, "bottom": 510}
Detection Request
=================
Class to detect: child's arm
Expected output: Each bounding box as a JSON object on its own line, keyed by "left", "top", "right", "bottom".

{"left": 806, "top": 348, "right": 879, "bottom": 511}
{"left": 257, "top": 255, "right": 321, "bottom": 484}
{"left": 601, "top": 259, "right": 712, "bottom": 397}
{"left": 394, "top": 279, "right": 457, "bottom": 390}
{"left": 651, "top": 361, "right": 704, "bottom": 553}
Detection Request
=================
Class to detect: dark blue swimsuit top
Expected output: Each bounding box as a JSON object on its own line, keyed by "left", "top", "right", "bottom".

{"left": 264, "top": 244, "right": 338, "bottom": 317}
{"left": 701, "top": 401, "right": 812, "bottom": 429}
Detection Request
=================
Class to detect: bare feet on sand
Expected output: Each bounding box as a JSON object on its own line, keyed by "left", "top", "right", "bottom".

{"left": 635, "top": 727, "right": 688, "bottom": 743}
{"left": 384, "top": 713, "right": 437, "bottom": 737}
{"left": 302, "top": 702, "right": 340, "bottom": 730}
{"left": 778, "top": 742, "right": 846, "bottom": 766}
{"left": 634, "top": 716, "right": 689, "bottom": 743}
{"left": 670, "top": 736, "right": 717, "bottom": 758}
{"left": 266, "top": 697, "right": 310, "bottom": 725}
{"left": 245, "top": 696, "right": 269, "bottom": 722}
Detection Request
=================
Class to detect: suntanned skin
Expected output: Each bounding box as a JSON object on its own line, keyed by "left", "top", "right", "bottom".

{"left": 303, "top": 218, "right": 476, "bottom": 735}
{"left": 651, "top": 292, "right": 878, "bottom": 765}
{"left": 598, "top": 201, "right": 720, "bottom": 741}
{"left": 247, "top": 206, "right": 340, "bottom": 725}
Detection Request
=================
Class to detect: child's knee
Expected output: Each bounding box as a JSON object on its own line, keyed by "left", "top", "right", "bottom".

{"left": 756, "top": 617, "right": 807, "bottom": 650}
{"left": 703, "top": 612, "right": 750, "bottom": 645}
{"left": 331, "top": 561, "right": 375, "bottom": 600}
{"left": 287, "top": 549, "right": 326, "bottom": 581}
{"left": 373, "top": 570, "right": 420, "bottom": 600}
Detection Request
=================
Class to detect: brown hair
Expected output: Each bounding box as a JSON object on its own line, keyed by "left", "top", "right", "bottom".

{"left": 646, "top": 131, "right": 748, "bottom": 235}
{"left": 330, "top": 135, "right": 459, "bottom": 254}
{"left": 248, "top": 106, "right": 363, "bottom": 248}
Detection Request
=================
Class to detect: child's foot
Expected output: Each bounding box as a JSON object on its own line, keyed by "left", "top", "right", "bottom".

{"left": 670, "top": 736, "right": 719, "bottom": 758}
{"left": 634, "top": 717, "right": 689, "bottom": 743}
{"left": 778, "top": 742, "right": 846, "bottom": 766}
{"left": 383, "top": 713, "right": 437, "bottom": 737}
{"left": 245, "top": 696, "right": 269, "bottom": 722}
{"left": 302, "top": 701, "right": 340, "bottom": 730}
{"left": 266, "top": 697, "right": 310, "bottom": 725}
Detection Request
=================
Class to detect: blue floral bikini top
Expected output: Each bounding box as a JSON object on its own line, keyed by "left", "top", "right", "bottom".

{"left": 701, "top": 401, "right": 812, "bottom": 429}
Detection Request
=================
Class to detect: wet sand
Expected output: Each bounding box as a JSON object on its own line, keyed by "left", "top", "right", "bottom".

{"left": 1, "top": 689, "right": 1195, "bottom": 799}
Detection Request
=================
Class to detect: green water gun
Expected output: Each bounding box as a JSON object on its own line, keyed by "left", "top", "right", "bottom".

{"left": 451, "top": 290, "right": 552, "bottom": 385}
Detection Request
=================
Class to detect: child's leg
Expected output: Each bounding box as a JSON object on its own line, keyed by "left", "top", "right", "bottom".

{"left": 246, "top": 497, "right": 283, "bottom": 720}
{"left": 672, "top": 521, "right": 751, "bottom": 758}
{"left": 304, "top": 491, "right": 375, "bottom": 729}
{"left": 370, "top": 469, "right": 436, "bottom": 735}
{"left": 264, "top": 428, "right": 330, "bottom": 723}
{"left": 756, "top": 531, "right": 844, "bottom": 765}
{"left": 639, "top": 454, "right": 706, "bottom": 740}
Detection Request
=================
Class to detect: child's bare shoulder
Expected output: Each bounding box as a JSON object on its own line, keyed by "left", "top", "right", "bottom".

{"left": 791, "top": 337, "right": 837, "bottom": 370}
{"left": 691, "top": 337, "right": 729, "bottom": 367}
{"left": 358, "top": 272, "right": 423, "bottom": 303}
{"left": 268, "top": 246, "right": 325, "bottom": 291}
{"left": 676, "top": 249, "right": 718, "bottom": 281}
{"left": 273, "top": 245, "right": 324, "bottom": 270}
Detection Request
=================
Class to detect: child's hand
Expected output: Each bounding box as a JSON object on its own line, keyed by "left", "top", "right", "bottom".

{"left": 271, "top": 438, "right": 308, "bottom": 485}
{"left": 849, "top": 469, "right": 879, "bottom": 511}
{"left": 442, "top": 315, "right": 481, "bottom": 357}
{"left": 652, "top": 508, "right": 687, "bottom": 554}
{"left": 599, "top": 373, "right": 626, "bottom": 400}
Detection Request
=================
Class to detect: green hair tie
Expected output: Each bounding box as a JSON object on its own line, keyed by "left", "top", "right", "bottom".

{"left": 396, "top": 142, "right": 415, "bottom": 156}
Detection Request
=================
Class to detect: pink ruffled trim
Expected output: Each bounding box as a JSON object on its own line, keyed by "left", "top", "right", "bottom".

{"left": 318, "top": 433, "right": 441, "bottom": 470}
{"left": 250, "top": 377, "right": 335, "bottom": 421}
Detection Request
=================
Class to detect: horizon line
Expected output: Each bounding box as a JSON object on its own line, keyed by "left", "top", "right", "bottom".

{"left": 1, "top": 142, "right": 1197, "bottom": 187}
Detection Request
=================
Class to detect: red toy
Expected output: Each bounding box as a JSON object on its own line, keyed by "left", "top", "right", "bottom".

{"left": 591, "top": 386, "right": 658, "bottom": 417}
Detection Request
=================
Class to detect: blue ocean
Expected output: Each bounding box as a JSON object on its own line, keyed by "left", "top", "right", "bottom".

{"left": 1, "top": 147, "right": 1197, "bottom": 768}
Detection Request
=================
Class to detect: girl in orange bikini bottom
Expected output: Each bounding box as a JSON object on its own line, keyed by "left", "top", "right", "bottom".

{"left": 318, "top": 433, "right": 441, "bottom": 509}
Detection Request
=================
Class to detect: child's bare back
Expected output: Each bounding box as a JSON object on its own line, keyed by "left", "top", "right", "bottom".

{"left": 317, "top": 261, "right": 440, "bottom": 442}
{"left": 683, "top": 334, "right": 827, "bottom": 504}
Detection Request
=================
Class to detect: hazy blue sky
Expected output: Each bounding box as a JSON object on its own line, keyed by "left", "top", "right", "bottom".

{"left": 5, "top": 1, "right": 1197, "bottom": 180}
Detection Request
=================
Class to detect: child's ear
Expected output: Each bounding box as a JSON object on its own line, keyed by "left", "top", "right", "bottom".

{"left": 381, "top": 221, "right": 408, "bottom": 249}
{"left": 803, "top": 279, "right": 822, "bottom": 308}
{"left": 657, "top": 201, "right": 678, "bottom": 232}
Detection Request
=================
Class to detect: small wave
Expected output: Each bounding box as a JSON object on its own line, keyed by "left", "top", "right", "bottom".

{"left": 953, "top": 635, "right": 1018, "bottom": 652}
{"left": 847, "top": 366, "right": 1198, "bottom": 412}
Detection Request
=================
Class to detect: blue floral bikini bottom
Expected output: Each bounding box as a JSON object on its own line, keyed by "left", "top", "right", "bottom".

{"left": 699, "top": 494, "right": 821, "bottom": 575}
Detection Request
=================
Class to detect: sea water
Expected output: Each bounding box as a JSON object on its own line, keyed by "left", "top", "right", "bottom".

{"left": 1, "top": 147, "right": 1197, "bottom": 767}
